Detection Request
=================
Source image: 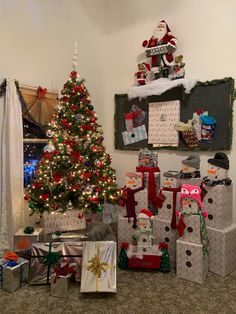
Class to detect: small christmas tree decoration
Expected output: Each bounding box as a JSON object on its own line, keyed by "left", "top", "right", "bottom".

{"left": 118, "top": 242, "right": 129, "bottom": 270}
{"left": 26, "top": 44, "right": 121, "bottom": 215}
{"left": 159, "top": 242, "right": 170, "bottom": 272}
{"left": 180, "top": 155, "right": 200, "bottom": 178}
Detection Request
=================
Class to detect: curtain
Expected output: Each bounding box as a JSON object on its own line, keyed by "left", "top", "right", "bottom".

{"left": 0, "top": 79, "right": 24, "bottom": 254}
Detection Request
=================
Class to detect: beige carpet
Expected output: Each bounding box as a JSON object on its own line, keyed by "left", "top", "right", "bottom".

{"left": 1, "top": 268, "right": 236, "bottom": 314}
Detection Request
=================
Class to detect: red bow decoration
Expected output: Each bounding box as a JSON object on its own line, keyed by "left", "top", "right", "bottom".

{"left": 53, "top": 173, "right": 62, "bottom": 183}
{"left": 158, "top": 242, "right": 169, "bottom": 251}
{"left": 44, "top": 152, "right": 51, "bottom": 160}
{"left": 120, "top": 242, "right": 129, "bottom": 250}
{"left": 52, "top": 263, "right": 75, "bottom": 284}
{"left": 196, "top": 109, "right": 204, "bottom": 115}
{"left": 37, "top": 86, "right": 47, "bottom": 100}
{"left": 41, "top": 194, "right": 49, "bottom": 200}
{"left": 73, "top": 85, "right": 84, "bottom": 93}
{"left": 70, "top": 71, "right": 78, "bottom": 79}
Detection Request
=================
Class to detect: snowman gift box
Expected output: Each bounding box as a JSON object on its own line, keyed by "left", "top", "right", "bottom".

{"left": 179, "top": 154, "right": 202, "bottom": 186}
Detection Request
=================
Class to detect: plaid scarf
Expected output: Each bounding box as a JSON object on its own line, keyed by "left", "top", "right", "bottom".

{"left": 180, "top": 171, "right": 201, "bottom": 178}
{"left": 203, "top": 177, "right": 232, "bottom": 186}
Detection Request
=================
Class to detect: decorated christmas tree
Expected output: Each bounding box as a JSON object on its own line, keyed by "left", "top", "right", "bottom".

{"left": 25, "top": 47, "right": 121, "bottom": 215}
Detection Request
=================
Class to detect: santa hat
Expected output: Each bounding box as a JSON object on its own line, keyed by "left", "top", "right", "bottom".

{"left": 180, "top": 184, "right": 204, "bottom": 209}
{"left": 143, "top": 63, "right": 151, "bottom": 72}
{"left": 158, "top": 20, "right": 171, "bottom": 34}
{"left": 138, "top": 209, "right": 153, "bottom": 220}
{"left": 208, "top": 152, "right": 229, "bottom": 170}
{"left": 126, "top": 172, "right": 143, "bottom": 178}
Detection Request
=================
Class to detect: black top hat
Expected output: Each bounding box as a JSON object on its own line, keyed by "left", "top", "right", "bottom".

{"left": 208, "top": 152, "right": 229, "bottom": 170}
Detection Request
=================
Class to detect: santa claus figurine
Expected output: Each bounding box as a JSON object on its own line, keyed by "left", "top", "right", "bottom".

{"left": 142, "top": 20, "right": 177, "bottom": 79}
{"left": 135, "top": 62, "right": 151, "bottom": 85}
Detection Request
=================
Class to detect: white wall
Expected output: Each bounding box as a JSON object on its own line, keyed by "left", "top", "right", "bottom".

{"left": 101, "top": 0, "right": 236, "bottom": 221}
{"left": 0, "top": 0, "right": 236, "bottom": 220}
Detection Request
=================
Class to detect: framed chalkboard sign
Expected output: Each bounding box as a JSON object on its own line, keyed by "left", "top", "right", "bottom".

{"left": 114, "top": 78, "right": 234, "bottom": 151}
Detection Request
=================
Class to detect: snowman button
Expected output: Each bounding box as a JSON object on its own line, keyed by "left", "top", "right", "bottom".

{"left": 208, "top": 198, "right": 213, "bottom": 204}
{"left": 186, "top": 261, "right": 192, "bottom": 267}
{"left": 143, "top": 248, "right": 147, "bottom": 252}
{"left": 187, "top": 227, "right": 193, "bottom": 233}
{"left": 165, "top": 226, "right": 170, "bottom": 232}
{"left": 208, "top": 214, "right": 214, "bottom": 220}
{"left": 186, "top": 250, "right": 192, "bottom": 256}
{"left": 143, "top": 238, "right": 147, "bottom": 242}
{"left": 165, "top": 237, "right": 170, "bottom": 242}
{"left": 167, "top": 204, "right": 172, "bottom": 209}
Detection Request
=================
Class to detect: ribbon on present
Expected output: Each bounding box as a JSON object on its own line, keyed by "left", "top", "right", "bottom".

{"left": 85, "top": 243, "right": 114, "bottom": 292}
{"left": 30, "top": 243, "right": 83, "bottom": 285}
{"left": 1, "top": 254, "right": 24, "bottom": 289}
{"left": 52, "top": 263, "right": 75, "bottom": 284}
{"left": 136, "top": 166, "right": 160, "bottom": 208}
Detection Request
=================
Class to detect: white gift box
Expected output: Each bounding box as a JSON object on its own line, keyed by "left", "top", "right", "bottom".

{"left": 14, "top": 228, "right": 44, "bottom": 251}
{"left": 203, "top": 185, "right": 233, "bottom": 229}
{"left": 207, "top": 224, "right": 236, "bottom": 277}
{"left": 80, "top": 241, "right": 116, "bottom": 293}
{"left": 0, "top": 258, "right": 29, "bottom": 293}
{"left": 158, "top": 190, "right": 180, "bottom": 221}
{"left": 176, "top": 239, "right": 208, "bottom": 284}
{"left": 152, "top": 217, "right": 178, "bottom": 262}
{"left": 180, "top": 215, "right": 201, "bottom": 244}
{"left": 118, "top": 216, "right": 136, "bottom": 250}
{"left": 135, "top": 189, "right": 148, "bottom": 214}
{"left": 42, "top": 210, "right": 86, "bottom": 234}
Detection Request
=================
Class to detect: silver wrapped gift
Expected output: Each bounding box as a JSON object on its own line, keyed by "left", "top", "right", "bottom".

{"left": 29, "top": 242, "right": 83, "bottom": 285}
{"left": 81, "top": 241, "right": 116, "bottom": 293}
{"left": 14, "top": 228, "right": 44, "bottom": 251}
{"left": 0, "top": 258, "right": 29, "bottom": 293}
{"left": 50, "top": 273, "right": 72, "bottom": 298}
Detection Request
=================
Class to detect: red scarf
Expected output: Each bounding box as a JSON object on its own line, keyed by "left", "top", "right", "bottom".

{"left": 161, "top": 186, "right": 181, "bottom": 229}
{"left": 136, "top": 166, "right": 160, "bottom": 208}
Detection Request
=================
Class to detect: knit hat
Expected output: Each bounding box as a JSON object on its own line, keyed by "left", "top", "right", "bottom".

{"left": 180, "top": 184, "right": 203, "bottom": 209}
{"left": 182, "top": 155, "right": 200, "bottom": 170}
{"left": 163, "top": 171, "right": 180, "bottom": 179}
{"left": 208, "top": 152, "right": 229, "bottom": 170}
{"left": 138, "top": 209, "right": 153, "bottom": 220}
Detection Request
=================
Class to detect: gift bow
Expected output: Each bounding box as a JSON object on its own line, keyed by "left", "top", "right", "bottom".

{"left": 52, "top": 263, "right": 75, "bottom": 284}
{"left": 37, "top": 86, "right": 47, "bottom": 100}
{"left": 86, "top": 244, "right": 114, "bottom": 292}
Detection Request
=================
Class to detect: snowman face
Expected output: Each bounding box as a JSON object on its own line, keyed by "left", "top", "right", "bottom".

{"left": 182, "top": 164, "right": 196, "bottom": 174}
{"left": 125, "top": 173, "right": 143, "bottom": 189}
{"left": 207, "top": 164, "right": 228, "bottom": 180}
{"left": 181, "top": 197, "right": 199, "bottom": 214}
{"left": 138, "top": 218, "right": 152, "bottom": 230}
{"left": 163, "top": 176, "right": 178, "bottom": 188}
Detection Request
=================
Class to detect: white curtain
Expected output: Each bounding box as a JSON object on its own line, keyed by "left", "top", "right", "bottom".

{"left": 0, "top": 79, "right": 24, "bottom": 254}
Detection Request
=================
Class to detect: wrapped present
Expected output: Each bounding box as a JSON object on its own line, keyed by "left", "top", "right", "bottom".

{"left": 0, "top": 254, "right": 29, "bottom": 293}
{"left": 203, "top": 185, "right": 233, "bottom": 229}
{"left": 176, "top": 239, "right": 208, "bottom": 284}
{"left": 122, "top": 125, "right": 147, "bottom": 146}
{"left": 152, "top": 218, "right": 178, "bottom": 263}
{"left": 80, "top": 241, "right": 116, "bottom": 293}
{"left": 118, "top": 216, "right": 136, "bottom": 251}
{"left": 14, "top": 228, "right": 44, "bottom": 251}
{"left": 138, "top": 148, "right": 158, "bottom": 168}
{"left": 42, "top": 210, "right": 86, "bottom": 234}
{"left": 29, "top": 242, "right": 83, "bottom": 285}
{"left": 157, "top": 188, "right": 181, "bottom": 228}
{"left": 207, "top": 224, "right": 236, "bottom": 277}
{"left": 50, "top": 264, "right": 75, "bottom": 298}
{"left": 180, "top": 215, "right": 201, "bottom": 244}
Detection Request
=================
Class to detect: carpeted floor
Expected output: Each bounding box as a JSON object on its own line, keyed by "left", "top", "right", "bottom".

{"left": 1, "top": 268, "right": 236, "bottom": 314}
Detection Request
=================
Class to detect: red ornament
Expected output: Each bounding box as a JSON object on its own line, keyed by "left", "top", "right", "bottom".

{"left": 44, "top": 152, "right": 51, "bottom": 160}
{"left": 24, "top": 194, "right": 30, "bottom": 201}
{"left": 71, "top": 151, "right": 80, "bottom": 161}
{"left": 52, "top": 203, "right": 60, "bottom": 210}
{"left": 41, "top": 194, "right": 49, "bottom": 200}
{"left": 82, "top": 172, "right": 92, "bottom": 179}
{"left": 90, "top": 196, "right": 99, "bottom": 204}
{"left": 81, "top": 97, "right": 90, "bottom": 104}
{"left": 61, "top": 118, "right": 71, "bottom": 130}
{"left": 62, "top": 96, "right": 69, "bottom": 103}
{"left": 91, "top": 146, "right": 97, "bottom": 152}
{"left": 96, "top": 187, "right": 102, "bottom": 192}
{"left": 73, "top": 85, "right": 84, "bottom": 93}
{"left": 53, "top": 173, "right": 62, "bottom": 183}
{"left": 33, "top": 181, "right": 41, "bottom": 189}
{"left": 53, "top": 150, "right": 60, "bottom": 156}
{"left": 98, "top": 162, "right": 103, "bottom": 168}
{"left": 70, "top": 71, "right": 78, "bottom": 79}
{"left": 70, "top": 104, "right": 78, "bottom": 112}
{"left": 77, "top": 211, "right": 84, "bottom": 219}
{"left": 86, "top": 109, "right": 93, "bottom": 115}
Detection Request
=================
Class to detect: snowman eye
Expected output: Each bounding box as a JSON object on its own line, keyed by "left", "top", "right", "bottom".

{"left": 190, "top": 189, "right": 199, "bottom": 194}
{"left": 181, "top": 188, "right": 188, "bottom": 194}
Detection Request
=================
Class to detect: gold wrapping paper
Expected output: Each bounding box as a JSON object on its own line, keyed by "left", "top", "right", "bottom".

{"left": 29, "top": 242, "right": 83, "bottom": 285}
{"left": 0, "top": 258, "right": 29, "bottom": 293}
{"left": 80, "top": 241, "right": 116, "bottom": 293}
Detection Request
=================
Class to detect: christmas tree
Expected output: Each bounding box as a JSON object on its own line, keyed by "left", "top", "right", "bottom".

{"left": 25, "top": 49, "right": 121, "bottom": 215}
{"left": 160, "top": 245, "right": 171, "bottom": 273}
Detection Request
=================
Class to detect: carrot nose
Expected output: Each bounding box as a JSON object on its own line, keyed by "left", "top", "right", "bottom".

{"left": 183, "top": 165, "right": 189, "bottom": 171}
{"left": 164, "top": 181, "right": 172, "bottom": 186}
{"left": 208, "top": 169, "right": 217, "bottom": 175}
{"left": 182, "top": 199, "right": 191, "bottom": 205}
{"left": 127, "top": 179, "right": 135, "bottom": 185}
